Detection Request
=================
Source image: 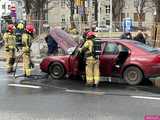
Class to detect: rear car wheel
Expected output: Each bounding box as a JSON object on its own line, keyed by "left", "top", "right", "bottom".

{"left": 49, "top": 62, "right": 65, "bottom": 79}
{"left": 123, "top": 66, "right": 143, "bottom": 85}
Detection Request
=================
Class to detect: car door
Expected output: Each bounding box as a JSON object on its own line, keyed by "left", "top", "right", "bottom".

{"left": 99, "top": 42, "right": 119, "bottom": 76}
{"left": 68, "top": 43, "right": 85, "bottom": 76}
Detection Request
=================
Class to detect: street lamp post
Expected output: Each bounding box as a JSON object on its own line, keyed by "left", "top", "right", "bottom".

{"left": 110, "top": 0, "right": 112, "bottom": 32}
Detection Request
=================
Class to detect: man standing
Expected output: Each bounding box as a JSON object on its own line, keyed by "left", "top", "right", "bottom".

{"left": 45, "top": 34, "right": 58, "bottom": 56}
{"left": 3, "top": 24, "right": 16, "bottom": 73}
{"left": 120, "top": 32, "right": 132, "bottom": 40}
{"left": 134, "top": 31, "right": 146, "bottom": 44}
{"left": 80, "top": 32, "right": 100, "bottom": 87}
{"left": 22, "top": 24, "right": 35, "bottom": 77}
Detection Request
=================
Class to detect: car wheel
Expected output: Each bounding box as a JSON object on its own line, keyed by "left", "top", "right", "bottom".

{"left": 49, "top": 62, "right": 65, "bottom": 79}
{"left": 123, "top": 66, "right": 143, "bottom": 85}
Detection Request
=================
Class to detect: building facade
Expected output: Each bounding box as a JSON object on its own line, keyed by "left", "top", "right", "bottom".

{"left": 48, "top": 0, "right": 70, "bottom": 28}
{"left": 96, "top": 0, "right": 155, "bottom": 30}
{"left": 10, "top": 0, "right": 26, "bottom": 20}
{"left": 122, "top": 0, "right": 155, "bottom": 28}
{"left": 0, "top": 0, "right": 11, "bottom": 18}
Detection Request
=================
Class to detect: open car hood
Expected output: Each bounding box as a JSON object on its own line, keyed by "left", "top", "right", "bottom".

{"left": 49, "top": 28, "right": 78, "bottom": 54}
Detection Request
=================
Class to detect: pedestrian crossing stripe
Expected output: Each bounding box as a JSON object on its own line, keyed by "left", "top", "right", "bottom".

{"left": 131, "top": 96, "right": 160, "bottom": 101}
{"left": 65, "top": 89, "right": 105, "bottom": 95}
{"left": 8, "top": 84, "right": 41, "bottom": 89}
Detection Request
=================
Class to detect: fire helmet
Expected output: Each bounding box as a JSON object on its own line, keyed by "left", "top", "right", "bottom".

{"left": 17, "top": 23, "right": 24, "bottom": 30}
{"left": 7, "top": 24, "right": 15, "bottom": 33}
{"left": 25, "top": 24, "right": 35, "bottom": 33}
{"left": 86, "top": 31, "right": 96, "bottom": 39}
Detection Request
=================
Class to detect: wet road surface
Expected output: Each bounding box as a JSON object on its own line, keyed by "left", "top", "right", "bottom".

{"left": 0, "top": 61, "right": 160, "bottom": 120}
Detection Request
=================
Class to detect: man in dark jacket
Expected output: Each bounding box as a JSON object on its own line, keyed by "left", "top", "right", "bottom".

{"left": 120, "top": 32, "right": 132, "bottom": 40}
{"left": 134, "top": 31, "right": 146, "bottom": 44}
{"left": 45, "top": 34, "right": 58, "bottom": 55}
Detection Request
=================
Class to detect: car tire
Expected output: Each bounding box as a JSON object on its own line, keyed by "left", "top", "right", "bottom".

{"left": 49, "top": 62, "right": 65, "bottom": 79}
{"left": 123, "top": 66, "right": 143, "bottom": 85}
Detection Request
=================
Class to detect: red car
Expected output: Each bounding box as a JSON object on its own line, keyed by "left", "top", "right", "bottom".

{"left": 40, "top": 37, "right": 160, "bottom": 85}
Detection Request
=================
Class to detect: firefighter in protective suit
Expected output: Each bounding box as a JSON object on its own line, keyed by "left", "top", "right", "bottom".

{"left": 80, "top": 32, "right": 100, "bottom": 87}
{"left": 15, "top": 21, "right": 25, "bottom": 49}
{"left": 22, "top": 24, "right": 35, "bottom": 77}
{"left": 3, "top": 24, "right": 16, "bottom": 73}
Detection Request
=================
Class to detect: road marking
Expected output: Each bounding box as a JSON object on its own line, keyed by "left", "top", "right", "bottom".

{"left": 66, "top": 89, "right": 105, "bottom": 95}
{"left": 8, "top": 84, "right": 41, "bottom": 89}
{"left": 131, "top": 96, "right": 160, "bottom": 101}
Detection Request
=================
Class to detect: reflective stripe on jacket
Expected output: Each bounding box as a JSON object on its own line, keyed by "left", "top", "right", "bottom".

{"left": 81, "top": 39, "right": 94, "bottom": 59}
{"left": 3, "top": 32, "right": 16, "bottom": 48}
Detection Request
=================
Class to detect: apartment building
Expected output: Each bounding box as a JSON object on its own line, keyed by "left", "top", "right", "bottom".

{"left": 96, "top": 0, "right": 155, "bottom": 29}
{"left": 122, "top": 0, "right": 155, "bottom": 27}
{"left": 0, "top": 0, "right": 11, "bottom": 18}
{"left": 48, "top": 0, "right": 70, "bottom": 27}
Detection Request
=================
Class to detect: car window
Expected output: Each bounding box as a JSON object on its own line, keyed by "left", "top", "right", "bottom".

{"left": 104, "top": 42, "right": 119, "bottom": 54}
{"left": 117, "top": 44, "right": 129, "bottom": 52}
{"left": 104, "top": 42, "right": 129, "bottom": 55}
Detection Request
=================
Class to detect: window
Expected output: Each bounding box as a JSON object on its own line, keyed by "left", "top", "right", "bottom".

{"left": 121, "top": 13, "right": 125, "bottom": 21}
{"left": 2, "top": 4, "right": 5, "bottom": 9}
{"left": 106, "top": 5, "right": 110, "bottom": 14}
{"left": 18, "top": 1, "right": 22, "bottom": 6}
{"left": 106, "top": 20, "right": 110, "bottom": 25}
{"left": 104, "top": 42, "right": 129, "bottom": 55}
{"left": 61, "top": 0, "right": 65, "bottom": 7}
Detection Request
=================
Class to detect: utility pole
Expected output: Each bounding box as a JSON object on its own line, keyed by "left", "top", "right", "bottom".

{"left": 98, "top": 1, "right": 101, "bottom": 28}
{"left": 110, "top": 0, "right": 112, "bottom": 32}
{"left": 88, "top": 0, "right": 92, "bottom": 31}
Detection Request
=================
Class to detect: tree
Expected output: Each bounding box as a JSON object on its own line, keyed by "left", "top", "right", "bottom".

{"left": 23, "top": 0, "right": 53, "bottom": 20}
{"left": 134, "top": 0, "right": 146, "bottom": 27}
{"left": 152, "top": 0, "right": 160, "bottom": 22}
{"left": 112, "top": 0, "right": 125, "bottom": 22}
{"left": 112, "top": 0, "right": 125, "bottom": 30}
{"left": 134, "top": 0, "right": 155, "bottom": 28}
{"left": 66, "top": 0, "right": 76, "bottom": 29}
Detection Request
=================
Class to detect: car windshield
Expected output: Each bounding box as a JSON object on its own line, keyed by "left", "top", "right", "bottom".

{"left": 134, "top": 42, "right": 160, "bottom": 53}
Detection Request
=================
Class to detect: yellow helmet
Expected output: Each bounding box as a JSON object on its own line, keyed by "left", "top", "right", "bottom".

{"left": 17, "top": 23, "right": 24, "bottom": 30}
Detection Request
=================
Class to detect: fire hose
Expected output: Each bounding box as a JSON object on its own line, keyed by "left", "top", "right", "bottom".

{"left": 13, "top": 50, "right": 48, "bottom": 80}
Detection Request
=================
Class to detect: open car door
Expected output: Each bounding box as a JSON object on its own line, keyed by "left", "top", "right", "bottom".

{"left": 100, "top": 42, "right": 130, "bottom": 77}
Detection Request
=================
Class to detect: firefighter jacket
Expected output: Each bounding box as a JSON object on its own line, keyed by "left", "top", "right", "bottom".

{"left": 3, "top": 32, "right": 16, "bottom": 50}
{"left": 22, "top": 33, "right": 32, "bottom": 53}
{"left": 81, "top": 39, "right": 94, "bottom": 59}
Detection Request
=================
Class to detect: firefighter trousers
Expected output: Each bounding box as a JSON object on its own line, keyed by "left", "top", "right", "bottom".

{"left": 85, "top": 58, "right": 100, "bottom": 85}
{"left": 23, "top": 53, "right": 31, "bottom": 77}
{"left": 5, "top": 49, "right": 15, "bottom": 72}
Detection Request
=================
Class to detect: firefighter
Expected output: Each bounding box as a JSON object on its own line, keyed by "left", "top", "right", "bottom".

{"left": 22, "top": 24, "right": 35, "bottom": 77}
{"left": 3, "top": 24, "right": 16, "bottom": 73}
{"left": 15, "top": 21, "right": 25, "bottom": 50}
{"left": 80, "top": 32, "right": 100, "bottom": 87}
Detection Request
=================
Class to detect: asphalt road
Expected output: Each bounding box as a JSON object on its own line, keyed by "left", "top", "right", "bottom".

{"left": 0, "top": 61, "right": 160, "bottom": 120}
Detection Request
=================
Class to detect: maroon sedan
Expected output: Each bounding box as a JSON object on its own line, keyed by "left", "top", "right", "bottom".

{"left": 40, "top": 38, "right": 160, "bottom": 85}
